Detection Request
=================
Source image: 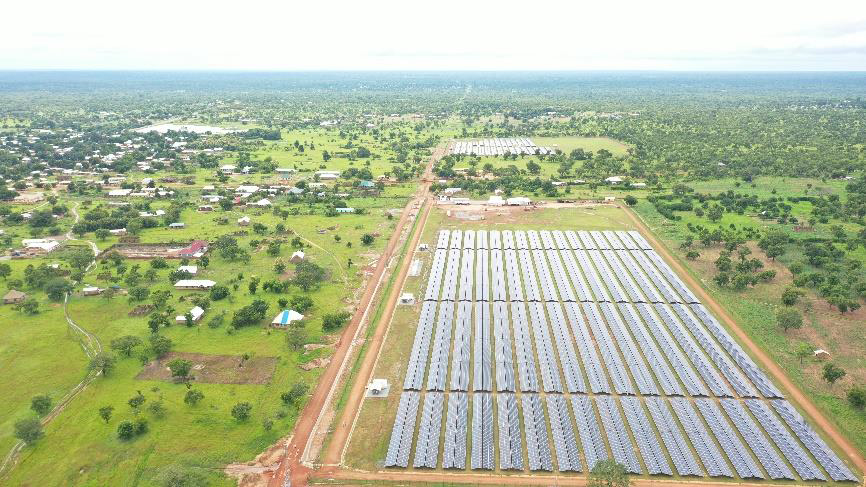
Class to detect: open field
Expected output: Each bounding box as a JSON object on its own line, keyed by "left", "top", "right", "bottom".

{"left": 340, "top": 204, "right": 861, "bottom": 484}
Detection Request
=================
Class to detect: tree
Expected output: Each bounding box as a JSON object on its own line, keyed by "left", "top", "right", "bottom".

{"left": 184, "top": 389, "right": 204, "bottom": 406}
{"left": 148, "top": 400, "right": 166, "bottom": 418}
{"left": 128, "top": 392, "right": 146, "bottom": 411}
{"left": 795, "top": 342, "right": 813, "bottom": 364}
{"left": 111, "top": 335, "right": 142, "bottom": 357}
{"left": 149, "top": 334, "right": 173, "bottom": 358}
{"left": 707, "top": 204, "right": 724, "bottom": 223}
{"left": 273, "top": 260, "right": 287, "bottom": 274}
{"left": 624, "top": 195, "right": 638, "bottom": 206}
{"left": 95, "top": 228, "right": 110, "bottom": 241}
{"left": 0, "top": 263, "right": 11, "bottom": 279}
{"left": 286, "top": 326, "right": 308, "bottom": 351}
{"left": 14, "top": 418, "right": 43, "bottom": 444}
{"left": 292, "top": 261, "right": 327, "bottom": 291}
{"left": 685, "top": 250, "right": 700, "bottom": 260}
{"left": 89, "top": 353, "right": 117, "bottom": 376}
{"left": 16, "top": 298, "right": 39, "bottom": 315}
{"left": 290, "top": 294, "right": 314, "bottom": 312}
{"left": 117, "top": 420, "right": 135, "bottom": 440}
{"left": 777, "top": 309, "right": 803, "bottom": 333}
{"left": 231, "top": 402, "right": 252, "bottom": 422}
{"left": 526, "top": 160, "right": 541, "bottom": 174}
{"left": 248, "top": 277, "right": 260, "bottom": 294}
{"left": 823, "top": 363, "right": 846, "bottom": 387}
{"left": 209, "top": 285, "right": 230, "bottom": 300}
{"left": 167, "top": 358, "right": 193, "bottom": 381}
{"left": 280, "top": 383, "right": 309, "bottom": 406}
{"left": 781, "top": 287, "right": 803, "bottom": 306}
{"left": 322, "top": 311, "right": 351, "bottom": 331}
{"left": 588, "top": 459, "right": 630, "bottom": 487}
{"left": 848, "top": 386, "right": 866, "bottom": 410}
{"left": 31, "top": 394, "right": 52, "bottom": 416}
{"left": 154, "top": 465, "right": 208, "bottom": 487}
{"left": 99, "top": 405, "right": 114, "bottom": 423}
{"left": 231, "top": 299, "right": 269, "bottom": 328}
{"left": 148, "top": 313, "right": 169, "bottom": 333}
{"left": 44, "top": 278, "right": 73, "bottom": 301}
{"left": 267, "top": 241, "right": 281, "bottom": 257}
{"left": 361, "top": 234, "right": 375, "bottom": 246}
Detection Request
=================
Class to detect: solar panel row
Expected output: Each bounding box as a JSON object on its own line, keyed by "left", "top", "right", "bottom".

{"left": 511, "top": 301, "right": 539, "bottom": 392}
{"left": 547, "top": 394, "right": 582, "bottom": 472}
{"left": 384, "top": 391, "right": 420, "bottom": 467}
{"left": 492, "top": 302, "right": 516, "bottom": 392}
{"left": 695, "top": 398, "right": 765, "bottom": 479}
{"left": 471, "top": 392, "right": 495, "bottom": 470}
{"left": 472, "top": 301, "right": 493, "bottom": 392}
{"left": 746, "top": 399, "right": 824, "bottom": 481}
{"left": 771, "top": 399, "right": 858, "bottom": 482}
{"left": 721, "top": 398, "right": 794, "bottom": 480}
{"left": 522, "top": 393, "right": 554, "bottom": 471}
{"left": 596, "top": 395, "right": 642, "bottom": 473}
{"left": 413, "top": 392, "right": 444, "bottom": 468}
{"left": 497, "top": 393, "right": 523, "bottom": 470}
{"left": 426, "top": 301, "right": 453, "bottom": 391}
{"left": 442, "top": 392, "right": 468, "bottom": 469}
{"left": 618, "top": 303, "right": 683, "bottom": 396}
{"left": 449, "top": 301, "right": 472, "bottom": 391}
{"left": 669, "top": 397, "right": 734, "bottom": 478}
{"left": 600, "top": 303, "right": 658, "bottom": 395}
{"left": 621, "top": 396, "right": 673, "bottom": 475}
{"left": 645, "top": 397, "right": 703, "bottom": 477}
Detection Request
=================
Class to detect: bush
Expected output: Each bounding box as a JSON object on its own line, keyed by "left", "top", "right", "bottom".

{"left": 231, "top": 402, "right": 252, "bottom": 422}
{"left": 14, "top": 418, "right": 43, "bottom": 444}
{"left": 117, "top": 420, "right": 135, "bottom": 440}
{"left": 31, "top": 394, "right": 52, "bottom": 416}
{"left": 322, "top": 311, "right": 351, "bottom": 331}
{"left": 848, "top": 386, "right": 866, "bottom": 410}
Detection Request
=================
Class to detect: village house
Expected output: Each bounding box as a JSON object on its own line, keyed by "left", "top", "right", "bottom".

{"left": 271, "top": 309, "right": 304, "bottom": 327}
{"left": 177, "top": 265, "right": 198, "bottom": 275}
{"left": 174, "top": 279, "right": 216, "bottom": 290}
{"left": 237, "top": 216, "right": 251, "bottom": 226}
{"left": 290, "top": 250, "right": 305, "bottom": 263}
{"left": 3, "top": 290, "right": 27, "bottom": 305}
{"left": 176, "top": 306, "right": 205, "bottom": 323}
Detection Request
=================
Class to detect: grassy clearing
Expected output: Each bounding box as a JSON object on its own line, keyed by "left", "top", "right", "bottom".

{"left": 533, "top": 136, "right": 630, "bottom": 157}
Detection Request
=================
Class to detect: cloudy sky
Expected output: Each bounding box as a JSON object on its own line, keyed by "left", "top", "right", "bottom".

{"left": 2, "top": 0, "right": 865, "bottom": 70}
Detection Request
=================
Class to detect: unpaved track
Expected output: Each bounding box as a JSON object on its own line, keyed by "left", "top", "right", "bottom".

{"left": 621, "top": 205, "right": 866, "bottom": 478}
{"left": 268, "top": 147, "right": 444, "bottom": 486}
{"left": 323, "top": 197, "right": 432, "bottom": 466}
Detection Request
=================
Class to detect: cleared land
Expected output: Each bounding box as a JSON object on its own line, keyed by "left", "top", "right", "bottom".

{"left": 135, "top": 352, "right": 277, "bottom": 385}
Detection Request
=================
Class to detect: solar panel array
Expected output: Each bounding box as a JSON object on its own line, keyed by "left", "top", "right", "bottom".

{"left": 449, "top": 137, "right": 555, "bottom": 156}
{"left": 381, "top": 229, "right": 859, "bottom": 482}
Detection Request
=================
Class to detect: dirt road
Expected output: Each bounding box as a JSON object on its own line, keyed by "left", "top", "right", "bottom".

{"left": 267, "top": 147, "right": 444, "bottom": 487}
{"left": 621, "top": 206, "right": 866, "bottom": 477}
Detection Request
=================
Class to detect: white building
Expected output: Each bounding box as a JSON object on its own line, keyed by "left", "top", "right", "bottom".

{"left": 174, "top": 279, "right": 216, "bottom": 290}
{"left": 177, "top": 265, "right": 198, "bottom": 275}
{"left": 176, "top": 306, "right": 205, "bottom": 323}
{"left": 506, "top": 197, "right": 531, "bottom": 206}
{"left": 605, "top": 176, "right": 624, "bottom": 185}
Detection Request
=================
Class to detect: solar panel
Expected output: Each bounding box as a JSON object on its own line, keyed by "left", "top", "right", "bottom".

{"left": 558, "top": 248, "right": 594, "bottom": 301}
{"left": 403, "top": 301, "right": 438, "bottom": 390}
{"left": 449, "top": 301, "right": 472, "bottom": 391}
{"left": 645, "top": 397, "right": 703, "bottom": 476}
{"left": 571, "top": 395, "right": 608, "bottom": 470}
{"left": 426, "top": 301, "right": 454, "bottom": 391}
{"left": 511, "top": 301, "right": 539, "bottom": 392}
{"left": 617, "top": 303, "right": 683, "bottom": 396}
{"left": 463, "top": 229, "right": 475, "bottom": 250}
{"left": 671, "top": 304, "right": 757, "bottom": 397}
{"left": 503, "top": 249, "right": 523, "bottom": 301}
{"left": 578, "top": 230, "right": 597, "bottom": 250}
{"left": 720, "top": 398, "right": 793, "bottom": 480}
{"left": 601, "top": 249, "right": 647, "bottom": 303}
{"left": 746, "top": 399, "right": 824, "bottom": 481}
{"left": 384, "top": 391, "right": 421, "bottom": 467}
{"left": 546, "top": 302, "right": 586, "bottom": 393}
{"left": 497, "top": 393, "right": 523, "bottom": 470}
{"left": 563, "top": 302, "right": 610, "bottom": 393}
{"left": 475, "top": 248, "right": 490, "bottom": 302}
{"left": 574, "top": 249, "right": 611, "bottom": 302}
{"left": 630, "top": 250, "right": 682, "bottom": 303}
{"left": 615, "top": 249, "right": 663, "bottom": 303}
{"left": 620, "top": 396, "right": 673, "bottom": 475}
{"left": 602, "top": 230, "right": 625, "bottom": 250}
{"left": 694, "top": 398, "right": 764, "bottom": 479}
{"left": 590, "top": 230, "right": 611, "bottom": 250}
{"left": 615, "top": 230, "right": 640, "bottom": 250}
{"left": 457, "top": 248, "right": 474, "bottom": 302}
{"left": 599, "top": 303, "right": 658, "bottom": 395}
{"left": 490, "top": 249, "right": 506, "bottom": 302}
{"left": 644, "top": 249, "right": 700, "bottom": 304}
{"left": 502, "top": 230, "right": 514, "bottom": 250}
{"left": 771, "top": 400, "right": 858, "bottom": 482}
{"left": 514, "top": 230, "right": 528, "bottom": 250}
{"left": 436, "top": 230, "right": 450, "bottom": 250}
{"left": 443, "top": 392, "right": 468, "bottom": 469}
{"left": 635, "top": 303, "right": 708, "bottom": 397}
{"left": 546, "top": 249, "right": 576, "bottom": 302}
{"left": 471, "top": 392, "right": 495, "bottom": 470}
{"left": 654, "top": 303, "right": 732, "bottom": 397}
{"left": 490, "top": 230, "right": 502, "bottom": 250}
{"left": 440, "top": 249, "right": 460, "bottom": 301}
{"left": 547, "top": 395, "right": 582, "bottom": 472}
{"left": 596, "top": 395, "right": 642, "bottom": 474}
{"left": 518, "top": 250, "right": 541, "bottom": 302}
{"left": 669, "top": 397, "right": 733, "bottom": 478}
{"left": 522, "top": 394, "right": 554, "bottom": 471}
{"left": 423, "top": 249, "right": 447, "bottom": 301}
{"left": 476, "top": 230, "right": 488, "bottom": 250}
{"left": 583, "top": 302, "right": 633, "bottom": 394}
{"left": 565, "top": 230, "right": 583, "bottom": 250}
{"left": 413, "top": 392, "right": 444, "bottom": 468}
{"left": 472, "top": 301, "right": 493, "bottom": 392}
{"left": 532, "top": 250, "right": 559, "bottom": 302}
{"left": 493, "top": 302, "right": 516, "bottom": 392}
{"left": 627, "top": 230, "right": 653, "bottom": 250}
{"left": 450, "top": 229, "right": 462, "bottom": 249}
{"left": 527, "top": 230, "right": 542, "bottom": 250}
{"left": 552, "top": 230, "right": 570, "bottom": 250}
{"left": 690, "top": 304, "right": 784, "bottom": 398}
{"left": 527, "top": 302, "right": 563, "bottom": 393}
{"left": 540, "top": 230, "right": 556, "bottom": 250}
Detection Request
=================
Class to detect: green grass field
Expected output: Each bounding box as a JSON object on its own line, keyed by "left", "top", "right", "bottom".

{"left": 533, "top": 136, "right": 630, "bottom": 157}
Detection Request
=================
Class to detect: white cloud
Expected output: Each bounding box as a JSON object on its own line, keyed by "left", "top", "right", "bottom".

{"left": 1, "top": 0, "right": 865, "bottom": 70}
